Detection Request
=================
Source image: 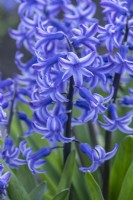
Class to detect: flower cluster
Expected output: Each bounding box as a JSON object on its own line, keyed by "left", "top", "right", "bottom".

{"left": 1, "top": 0, "right": 133, "bottom": 180}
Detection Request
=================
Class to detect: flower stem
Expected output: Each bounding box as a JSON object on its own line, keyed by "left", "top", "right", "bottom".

{"left": 7, "top": 85, "right": 16, "bottom": 135}
{"left": 102, "top": 22, "right": 129, "bottom": 199}
{"left": 88, "top": 121, "right": 99, "bottom": 146}
{"left": 102, "top": 73, "right": 121, "bottom": 200}
{"left": 63, "top": 36, "right": 75, "bottom": 164}
{"left": 63, "top": 76, "right": 74, "bottom": 163}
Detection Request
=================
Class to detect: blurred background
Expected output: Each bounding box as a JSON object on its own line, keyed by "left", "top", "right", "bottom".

{"left": 0, "top": 0, "right": 19, "bottom": 78}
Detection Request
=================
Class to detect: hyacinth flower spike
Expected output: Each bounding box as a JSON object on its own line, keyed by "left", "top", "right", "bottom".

{"left": 79, "top": 143, "right": 118, "bottom": 173}
{"left": 0, "top": 164, "right": 11, "bottom": 196}
{"left": 99, "top": 103, "right": 133, "bottom": 133}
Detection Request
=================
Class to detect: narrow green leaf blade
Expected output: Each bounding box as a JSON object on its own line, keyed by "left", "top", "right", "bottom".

{"left": 109, "top": 136, "right": 133, "bottom": 200}
{"left": 16, "top": 165, "right": 36, "bottom": 193}
{"left": 29, "top": 182, "right": 45, "bottom": 200}
{"left": 52, "top": 189, "right": 69, "bottom": 200}
{"left": 85, "top": 172, "right": 104, "bottom": 200}
{"left": 57, "top": 151, "right": 75, "bottom": 192}
{"left": 118, "top": 161, "right": 133, "bottom": 200}
{"left": 72, "top": 163, "right": 91, "bottom": 200}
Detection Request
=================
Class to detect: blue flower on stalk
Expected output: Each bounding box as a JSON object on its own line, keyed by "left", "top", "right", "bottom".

{"left": 35, "top": 71, "right": 68, "bottom": 103}
{"left": 9, "top": 22, "right": 35, "bottom": 51}
{"left": 16, "top": 88, "right": 31, "bottom": 105}
{"left": 33, "top": 112, "right": 74, "bottom": 143}
{"left": 71, "top": 23, "right": 99, "bottom": 50}
{"left": 0, "top": 93, "right": 8, "bottom": 125}
{"left": 0, "top": 137, "right": 26, "bottom": 168}
{"left": 108, "top": 45, "right": 133, "bottom": 74}
{"left": 73, "top": 87, "right": 114, "bottom": 124}
{"left": 33, "top": 102, "right": 75, "bottom": 143}
{"left": 99, "top": 103, "right": 133, "bottom": 133}
{"left": 98, "top": 24, "right": 124, "bottom": 52}
{"left": 35, "top": 21, "right": 65, "bottom": 55}
{"left": 119, "top": 88, "right": 133, "bottom": 107}
{"left": 20, "top": 141, "right": 62, "bottom": 174}
{"left": 59, "top": 51, "right": 96, "bottom": 87}
{"left": 18, "top": 112, "right": 33, "bottom": 137}
{"left": 46, "top": 0, "right": 70, "bottom": 16}
{"left": 18, "top": 0, "right": 46, "bottom": 19}
{"left": 64, "top": 1, "right": 97, "bottom": 26}
{"left": 0, "top": 77, "right": 13, "bottom": 90}
{"left": 20, "top": 141, "right": 50, "bottom": 174}
{"left": 100, "top": 0, "right": 128, "bottom": 22}
{"left": 30, "top": 85, "right": 53, "bottom": 110}
{"left": 119, "top": 95, "right": 133, "bottom": 107}
{"left": 32, "top": 53, "right": 65, "bottom": 73}
{"left": 79, "top": 143, "right": 118, "bottom": 173}
{"left": 0, "top": 164, "right": 11, "bottom": 197}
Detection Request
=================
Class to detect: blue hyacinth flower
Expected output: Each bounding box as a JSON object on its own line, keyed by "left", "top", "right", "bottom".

{"left": 0, "top": 164, "right": 11, "bottom": 196}
{"left": 99, "top": 103, "right": 133, "bottom": 134}
{"left": 64, "top": 1, "right": 97, "bottom": 26}
{"left": 59, "top": 51, "right": 96, "bottom": 87}
{"left": 20, "top": 141, "right": 61, "bottom": 174}
{"left": 1, "top": 137, "right": 26, "bottom": 168}
{"left": 108, "top": 46, "right": 133, "bottom": 74}
{"left": 73, "top": 87, "right": 114, "bottom": 124}
{"left": 18, "top": 112, "right": 33, "bottom": 137}
{"left": 98, "top": 24, "right": 123, "bottom": 52}
{"left": 100, "top": 0, "right": 128, "bottom": 22}
{"left": 71, "top": 23, "right": 99, "bottom": 50}
{"left": 79, "top": 143, "right": 118, "bottom": 172}
{"left": 18, "top": 0, "right": 46, "bottom": 19}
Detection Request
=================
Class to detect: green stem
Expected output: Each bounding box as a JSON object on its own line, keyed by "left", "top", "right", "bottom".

{"left": 63, "top": 77, "right": 74, "bottom": 163}
{"left": 102, "top": 21, "right": 129, "bottom": 199}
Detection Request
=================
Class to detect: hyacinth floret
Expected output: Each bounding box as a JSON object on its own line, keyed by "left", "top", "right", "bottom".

{"left": 71, "top": 23, "right": 99, "bottom": 50}
{"left": 20, "top": 141, "right": 62, "bottom": 174}
{"left": 33, "top": 103, "right": 75, "bottom": 143}
{"left": 73, "top": 87, "right": 114, "bottom": 124}
{"left": 99, "top": 103, "right": 133, "bottom": 134}
{"left": 0, "top": 137, "right": 26, "bottom": 168}
{"left": 59, "top": 51, "right": 96, "bottom": 87}
{"left": 100, "top": 0, "right": 128, "bottom": 23}
{"left": 0, "top": 164, "right": 11, "bottom": 197}
{"left": 79, "top": 143, "right": 118, "bottom": 172}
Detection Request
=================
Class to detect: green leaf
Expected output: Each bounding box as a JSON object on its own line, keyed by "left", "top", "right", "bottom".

{"left": 16, "top": 165, "right": 36, "bottom": 193}
{"left": 57, "top": 151, "right": 75, "bottom": 192}
{"left": 109, "top": 135, "right": 133, "bottom": 200}
{"left": 85, "top": 172, "right": 104, "bottom": 200}
{"left": 29, "top": 182, "right": 45, "bottom": 200}
{"left": 52, "top": 189, "right": 69, "bottom": 200}
{"left": 0, "top": 158, "right": 30, "bottom": 200}
{"left": 118, "top": 161, "right": 133, "bottom": 200}
{"left": 72, "top": 163, "right": 91, "bottom": 200}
